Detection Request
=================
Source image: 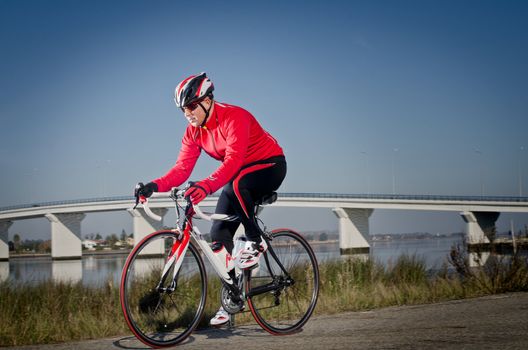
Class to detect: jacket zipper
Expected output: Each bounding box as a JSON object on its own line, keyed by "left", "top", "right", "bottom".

{"left": 204, "top": 127, "right": 222, "bottom": 159}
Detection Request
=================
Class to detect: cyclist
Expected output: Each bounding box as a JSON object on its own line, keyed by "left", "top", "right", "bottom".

{"left": 135, "top": 72, "right": 286, "bottom": 326}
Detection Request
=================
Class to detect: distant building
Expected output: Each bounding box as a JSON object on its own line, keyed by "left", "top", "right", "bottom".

{"left": 82, "top": 239, "right": 97, "bottom": 250}
{"left": 94, "top": 239, "right": 108, "bottom": 247}
{"left": 8, "top": 241, "right": 15, "bottom": 251}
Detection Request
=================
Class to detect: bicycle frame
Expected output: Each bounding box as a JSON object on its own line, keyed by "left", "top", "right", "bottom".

{"left": 141, "top": 188, "right": 296, "bottom": 306}
{"left": 143, "top": 190, "right": 238, "bottom": 290}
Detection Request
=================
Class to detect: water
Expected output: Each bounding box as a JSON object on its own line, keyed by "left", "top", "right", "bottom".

{"left": 372, "top": 237, "right": 463, "bottom": 268}
{"left": 2, "top": 236, "right": 464, "bottom": 286}
{"left": 1, "top": 254, "right": 129, "bottom": 286}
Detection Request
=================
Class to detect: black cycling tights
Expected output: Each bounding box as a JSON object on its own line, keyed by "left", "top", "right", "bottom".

{"left": 210, "top": 156, "right": 286, "bottom": 253}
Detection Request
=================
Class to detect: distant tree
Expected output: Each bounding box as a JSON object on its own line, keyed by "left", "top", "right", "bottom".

{"left": 38, "top": 240, "right": 51, "bottom": 253}
{"left": 120, "top": 229, "right": 127, "bottom": 241}
{"left": 488, "top": 226, "right": 497, "bottom": 243}
{"left": 95, "top": 233, "right": 103, "bottom": 240}
{"left": 13, "top": 234, "right": 21, "bottom": 252}
{"left": 107, "top": 234, "right": 119, "bottom": 246}
{"left": 20, "top": 239, "right": 42, "bottom": 252}
{"left": 319, "top": 232, "right": 328, "bottom": 242}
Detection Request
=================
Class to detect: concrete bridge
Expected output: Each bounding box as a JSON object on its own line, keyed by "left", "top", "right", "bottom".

{"left": 1, "top": 193, "right": 528, "bottom": 260}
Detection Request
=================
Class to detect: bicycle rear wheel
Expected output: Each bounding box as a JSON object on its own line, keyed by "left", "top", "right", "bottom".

{"left": 245, "top": 229, "right": 319, "bottom": 334}
{"left": 120, "top": 230, "right": 207, "bottom": 348}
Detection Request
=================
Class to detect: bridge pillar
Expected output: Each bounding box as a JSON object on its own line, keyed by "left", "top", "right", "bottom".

{"left": 45, "top": 213, "right": 86, "bottom": 260}
{"left": 0, "top": 221, "right": 13, "bottom": 261}
{"left": 332, "top": 208, "right": 372, "bottom": 255}
{"left": 128, "top": 208, "right": 168, "bottom": 255}
{"left": 460, "top": 211, "right": 500, "bottom": 245}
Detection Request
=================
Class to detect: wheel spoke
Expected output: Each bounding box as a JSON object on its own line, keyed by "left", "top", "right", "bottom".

{"left": 120, "top": 232, "right": 207, "bottom": 347}
{"left": 246, "top": 230, "right": 319, "bottom": 334}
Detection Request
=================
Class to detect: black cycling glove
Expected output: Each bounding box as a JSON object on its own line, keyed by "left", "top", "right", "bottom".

{"left": 134, "top": 182, "right": 158, "bottom": 199}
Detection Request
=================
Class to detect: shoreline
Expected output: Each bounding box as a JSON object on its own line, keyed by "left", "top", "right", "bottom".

{"left": 8, "top": 249, "right": 132, "bottom": 259}
{"left": 6, "top": 241, "right": 342, "bottom": 259}
{"left": 7, "top": 236, "right": 527, "bottom": 260}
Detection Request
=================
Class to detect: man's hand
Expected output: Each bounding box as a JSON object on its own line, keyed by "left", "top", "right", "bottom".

{"left": 134, "top": 182, "right": 158, "bottom": 207}
{"left": 184, "top": 181, "right": 210, "bottom": 205}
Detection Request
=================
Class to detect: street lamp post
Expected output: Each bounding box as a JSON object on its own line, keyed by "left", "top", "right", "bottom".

{"left": 96, "top": 160, "right": 112, "bottom": 198}
{"left": 103, "top": 159, "right": 111, "bottom": 197}
{"left": 361, "top": 151, "right": 370, "bottom": 196}
{"left": 96, "top": 161, "right": 103, "bottom": 197}
{"left": 26, "top": 168, "right": 39, "bottom": 203}
{"left": 519, "top": 146, "right": 525, "bottom": 197}
{"left": 474, "top": 148, "right": 483, "bottom": 197}
{"left": 391, "top": 148, "right": 399, "bottom": 195}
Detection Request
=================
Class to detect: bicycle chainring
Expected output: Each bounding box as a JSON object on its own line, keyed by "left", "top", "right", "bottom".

{"left": 220, "top": 285, "right": 244, "bottom": 314}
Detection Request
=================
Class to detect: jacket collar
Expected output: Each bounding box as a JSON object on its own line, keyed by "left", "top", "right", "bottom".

{"left": 201, "top": 102, "right": 219, "bottom": 130}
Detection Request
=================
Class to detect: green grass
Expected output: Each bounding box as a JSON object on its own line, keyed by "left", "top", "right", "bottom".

{"left": 0, "top": 279, "right": 127, "bottom": 346}
{"left": 1, "top": 250, "right": 528, "bottom": 346}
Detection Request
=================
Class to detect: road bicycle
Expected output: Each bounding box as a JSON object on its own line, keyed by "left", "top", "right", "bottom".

{"left": 120, "top": 187, "right": 320, "bottom": 348}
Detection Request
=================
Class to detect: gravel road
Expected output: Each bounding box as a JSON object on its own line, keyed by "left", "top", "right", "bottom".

{"left": 9, "top": 292, "right": 528, "bottom": 350}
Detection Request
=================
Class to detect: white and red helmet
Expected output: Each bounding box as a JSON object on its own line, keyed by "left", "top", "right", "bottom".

{"left": 174, "top": 72, "right": 214, "bottom": 108}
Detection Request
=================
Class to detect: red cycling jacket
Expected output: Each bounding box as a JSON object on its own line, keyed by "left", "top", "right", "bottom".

{"left": 153, "top": 102, "right": 284, "bottom": 194}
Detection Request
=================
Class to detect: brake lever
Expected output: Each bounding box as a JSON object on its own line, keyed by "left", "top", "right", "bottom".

{"left": 133, "top": 194, "right": 147, "bottom": 210}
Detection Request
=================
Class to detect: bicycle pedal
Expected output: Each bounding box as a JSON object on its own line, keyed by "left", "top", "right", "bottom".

{"left": 228, "top": 314, "right": 236, "bottom": 329}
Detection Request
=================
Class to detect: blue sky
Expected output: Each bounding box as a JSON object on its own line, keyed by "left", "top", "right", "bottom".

{"left": 1, "top": 0, "right": 528, "bottom": 238}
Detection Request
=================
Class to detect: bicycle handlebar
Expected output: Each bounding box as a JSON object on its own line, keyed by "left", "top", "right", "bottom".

{"left": 138, "top": 189, "right": 230, "bottom": 222}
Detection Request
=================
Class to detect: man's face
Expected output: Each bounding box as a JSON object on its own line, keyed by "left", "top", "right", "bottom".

{"left": 182, "top": 98, "right": 212, "bottom": 127}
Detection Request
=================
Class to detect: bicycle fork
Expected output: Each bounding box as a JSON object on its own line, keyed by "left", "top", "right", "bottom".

{"left": 155, "top": 229, "right": 190, "bottom": 293}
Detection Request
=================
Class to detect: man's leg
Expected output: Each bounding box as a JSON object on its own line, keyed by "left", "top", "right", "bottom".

{"left": 210, "top": 189, "right": 240, "bottom": 254}
{"left": 228, "top": 160, "right": 287, "bottom": 269}
{"left": 231, "top": 160, "right": 287, "bottom": 242}
{"left": 208, "top": 189, "right": 240, "bottom": 327}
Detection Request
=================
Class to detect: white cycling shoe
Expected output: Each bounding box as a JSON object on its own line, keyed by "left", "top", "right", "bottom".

{"left": 237, "top": 240, "right": 267, "bottom": 270}
{"left": 210, "top": 306, "right": 229, "bottom": 327}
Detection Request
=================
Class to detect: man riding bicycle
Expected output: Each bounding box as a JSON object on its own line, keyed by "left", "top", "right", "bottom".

{"left": 135, "top": 72, "right": 286, "bottom": 326}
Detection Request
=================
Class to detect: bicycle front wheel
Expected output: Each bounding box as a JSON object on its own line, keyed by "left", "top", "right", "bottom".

{"left": 245, "top": 229, "right": 319, "bottom": 334}
{"left": 120, "top": 230, "right": 207, "bottom": 348}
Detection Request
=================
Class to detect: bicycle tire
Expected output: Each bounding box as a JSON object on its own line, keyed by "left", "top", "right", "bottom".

{"left": 245, "top": 228, "right": 319, "bottom": 334}
{"left": 120, "top": 230, "right": 207, "bottom": 348}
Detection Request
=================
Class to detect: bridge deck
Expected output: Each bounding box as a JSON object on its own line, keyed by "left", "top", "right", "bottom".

{"left": 1, "top": 193, "right": 528, "bottom": 221}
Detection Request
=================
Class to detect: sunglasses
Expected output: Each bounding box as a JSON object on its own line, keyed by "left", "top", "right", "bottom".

{"left": 180, "top": 101, "right": 201, "bottom": 113}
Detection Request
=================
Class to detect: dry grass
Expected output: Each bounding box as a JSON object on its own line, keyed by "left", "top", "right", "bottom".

{"left": 0, "top": 279, "right": 127, "bottom": 346}
{"left": 1, "top": 250, "right": 527, "bottom": 346}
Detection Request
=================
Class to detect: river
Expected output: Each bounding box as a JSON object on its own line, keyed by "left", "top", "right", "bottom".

{"left": 1, "top": 236, "right": 465, "bottom": 286}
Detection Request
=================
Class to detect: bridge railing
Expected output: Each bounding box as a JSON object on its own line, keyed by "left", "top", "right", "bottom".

{"left": 0, "top": 196, "right": 134, "bottom": 212}
{"left": 280, "top": 193, "right": 528, "bottom": 202}
{"left": 1, "top": 193, "right": 528, "bottom": 213}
